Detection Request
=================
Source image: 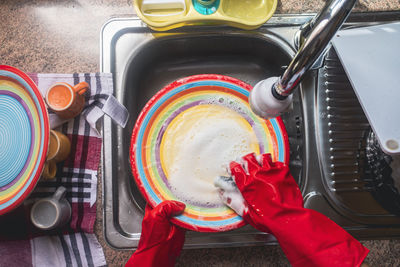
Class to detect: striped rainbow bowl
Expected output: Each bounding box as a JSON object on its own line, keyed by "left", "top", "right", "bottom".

{"left": 130, "top": 74, "right": 288, "bottom": 232}
{"left": 0, "top": 65, "right": 49, "bottom": 215}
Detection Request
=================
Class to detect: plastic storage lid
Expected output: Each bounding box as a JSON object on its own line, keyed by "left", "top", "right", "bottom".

{"left": 133, "top": 0, "right": 277, "bottom": 31}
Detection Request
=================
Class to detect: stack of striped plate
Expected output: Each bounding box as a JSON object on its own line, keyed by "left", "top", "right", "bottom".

{"left": 130, "top": 74, "right": 288, "bottom": 232}
{"left": 0, "top": 65, "right": 49, "bottom": 215}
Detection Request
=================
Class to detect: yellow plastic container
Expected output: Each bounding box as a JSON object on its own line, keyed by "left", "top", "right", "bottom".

{"left": 133, "top": 0, "right": 277, "bottom": 31}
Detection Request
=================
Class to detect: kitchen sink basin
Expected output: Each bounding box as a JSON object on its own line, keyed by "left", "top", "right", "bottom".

{"left": 101, "top": 13, "right": 400, "bottom": 249}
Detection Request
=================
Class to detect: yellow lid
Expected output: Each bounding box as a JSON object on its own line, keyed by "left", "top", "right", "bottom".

{"left": 134, "top": 0, "right": 277, "bottom": 31}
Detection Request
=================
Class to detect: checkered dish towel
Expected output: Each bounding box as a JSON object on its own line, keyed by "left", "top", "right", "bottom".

{"left": 0, "top": 73, "right": 128, "bottom": 267}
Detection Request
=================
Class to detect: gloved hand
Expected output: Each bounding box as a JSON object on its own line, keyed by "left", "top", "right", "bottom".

{"left": 126, "top": 201, "right": 186, "bottom": 267}
{"left": 215, "top": 153, "right": 369, "bottom": 267}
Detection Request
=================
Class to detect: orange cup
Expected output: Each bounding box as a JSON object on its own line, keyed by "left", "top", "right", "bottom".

{"left": 42, "top": 130, "right": 71, "bottom": 180}
{"left": 47, "top": 130, "right": 71, "bottom": 163}
{"left": 42, "top": 160, "right": 57, "bottom": 180}
{"left": 45, "top": 82, "right": 89, "bottom": 119}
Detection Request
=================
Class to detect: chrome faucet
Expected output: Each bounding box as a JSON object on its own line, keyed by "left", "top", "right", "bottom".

{"left": 250, "top": 0, "right": 356, "bottom": 119}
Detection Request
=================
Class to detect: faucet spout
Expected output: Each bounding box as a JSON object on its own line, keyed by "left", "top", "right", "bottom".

{"left": 250, "top": 0, "right": 356, "bottom": 118}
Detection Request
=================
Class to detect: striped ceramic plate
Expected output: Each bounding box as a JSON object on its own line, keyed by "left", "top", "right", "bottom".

{"left": 130, "top": 74, "right": 288, "bottom": 232}
{"left": 0, "top": 65, "right": 49, "bottom": 215}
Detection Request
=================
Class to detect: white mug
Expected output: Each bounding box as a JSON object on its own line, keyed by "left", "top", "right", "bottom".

{"left": 30, "top": 186, "right": 71, "bottom": 230}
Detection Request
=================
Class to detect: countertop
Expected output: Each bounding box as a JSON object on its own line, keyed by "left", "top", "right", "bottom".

{"left": 2, "top": 0, "right": 400, "bottom": 266}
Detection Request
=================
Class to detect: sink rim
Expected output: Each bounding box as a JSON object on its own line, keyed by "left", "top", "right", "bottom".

{"left": 101, "top": 12, "right": 400, "bottom": 249}
{"left": 101, "top": 16, "right": 306, "bottom": 249}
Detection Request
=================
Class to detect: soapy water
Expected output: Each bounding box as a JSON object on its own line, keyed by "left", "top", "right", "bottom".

{"left": 204, "top": 96, "right": 247, "bottom": 116}
{"left": 162, "top": 102, "right": 259, "bottom": 207}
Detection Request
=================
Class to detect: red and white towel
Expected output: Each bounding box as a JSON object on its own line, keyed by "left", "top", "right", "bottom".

{"left": 0, "top": 73, "right": 128, "bottom": 267}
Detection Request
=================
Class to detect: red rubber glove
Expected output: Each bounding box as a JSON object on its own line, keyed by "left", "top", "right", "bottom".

{"left": 218, "top": 153, "right": 369, "bottom": 267}
{"left": 126, "top": 201, "right": 186, "bottom": 267}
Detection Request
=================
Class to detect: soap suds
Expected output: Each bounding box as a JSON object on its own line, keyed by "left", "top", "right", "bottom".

{"left": 163, "top": 104, "right": 258, "bottom": 206}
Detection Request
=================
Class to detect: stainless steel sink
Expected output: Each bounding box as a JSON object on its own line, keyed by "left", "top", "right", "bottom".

{"left": 101, "top": 13, "right": 400, "bottom": 249}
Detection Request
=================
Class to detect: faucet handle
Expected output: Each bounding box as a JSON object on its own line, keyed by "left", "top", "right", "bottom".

{"left": 249, "top": 77, "right": 293, "bottom": 119}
